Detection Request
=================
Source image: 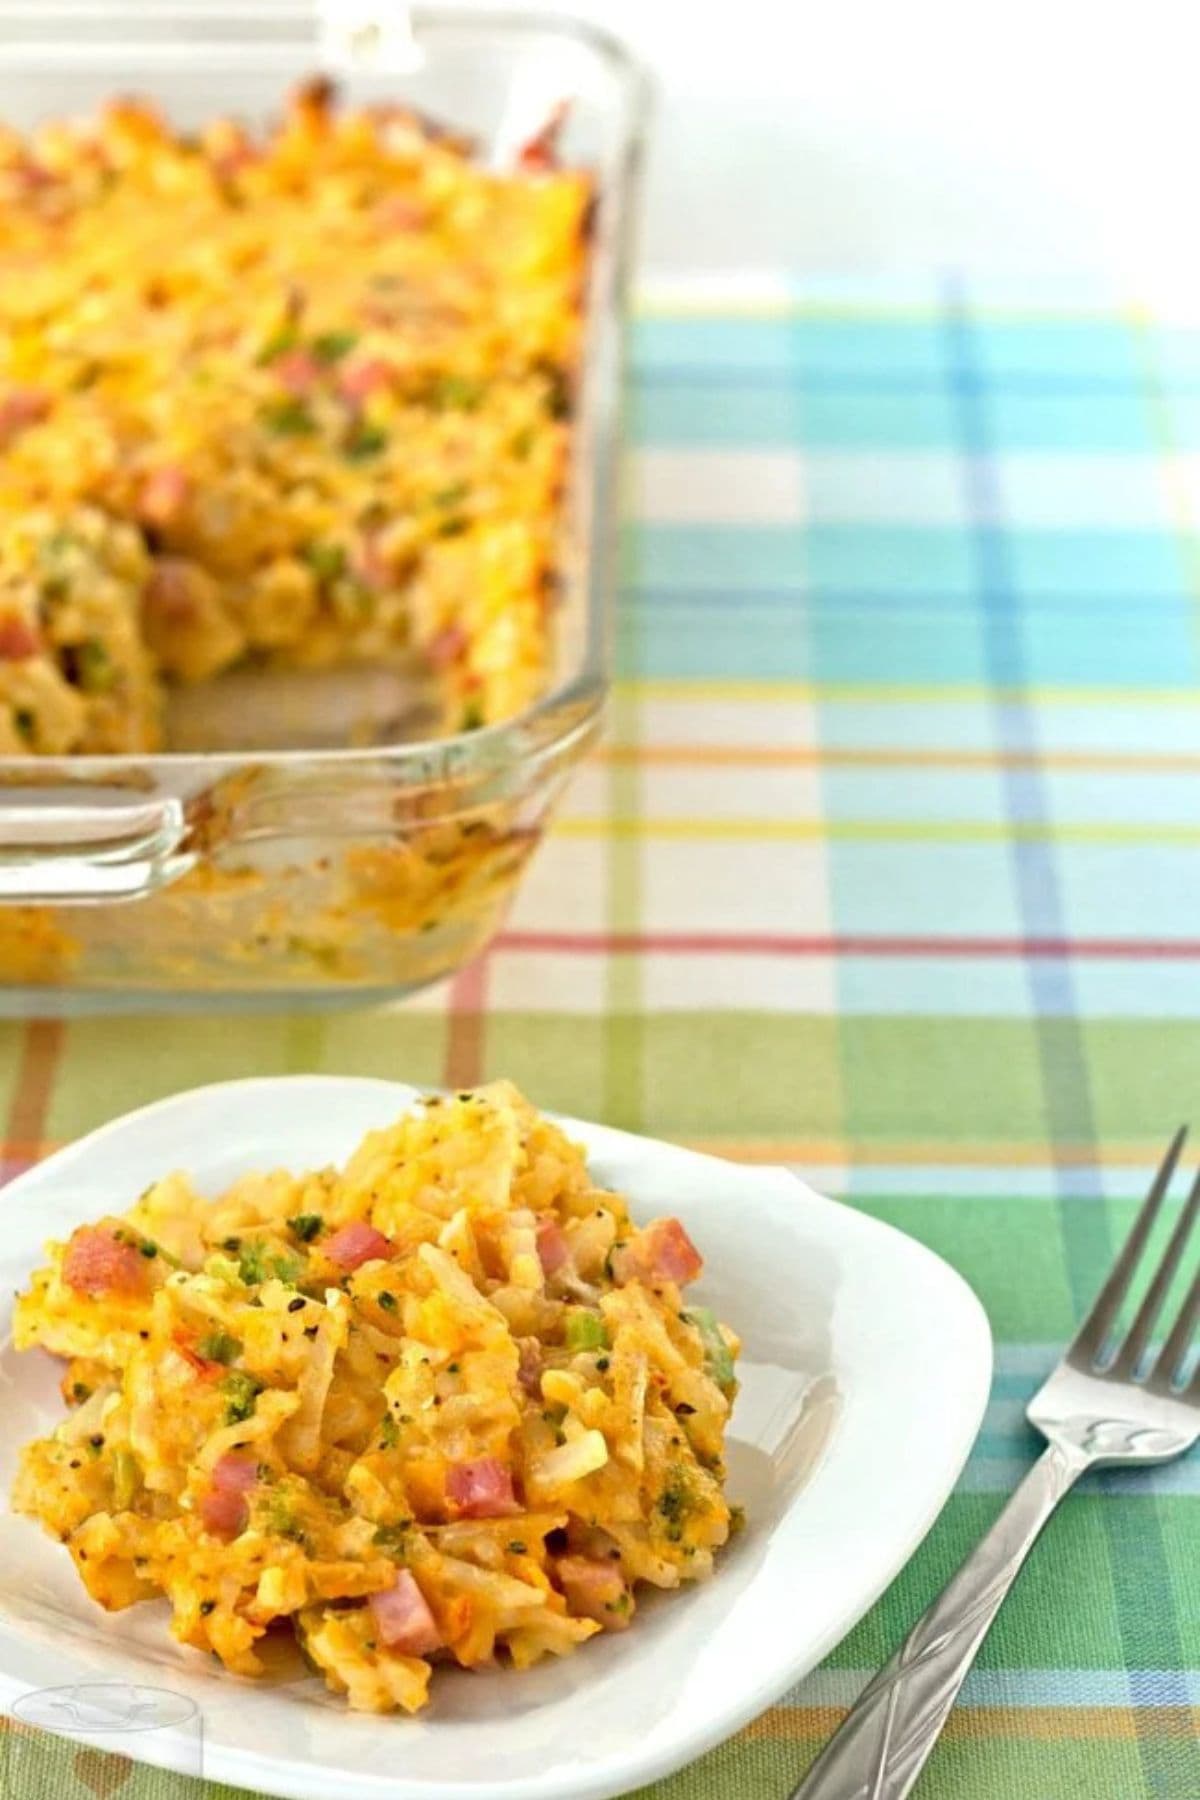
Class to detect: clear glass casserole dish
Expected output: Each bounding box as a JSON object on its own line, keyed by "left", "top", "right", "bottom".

{"left": 0, "top": 4, "right": 645, "bottom": 1011}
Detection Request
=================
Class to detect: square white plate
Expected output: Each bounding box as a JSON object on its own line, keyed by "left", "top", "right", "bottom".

{"left": 0, "top": 1077, "right": 991, "bottom": 1800}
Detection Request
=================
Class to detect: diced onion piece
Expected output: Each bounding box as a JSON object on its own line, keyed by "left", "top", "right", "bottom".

{"left": 540, "top": 1369, "right": 583, "bottom": 1410}
{"left": 535, "top": 1429, "right": 609, "bottom": 1492}
{"left": 257, "top": 1563, "right": 307, "bottom": 1614}
{"left": 57, "top": 1384, "right": 118, "bottom": 1445}
{"left": 510, "top": 1251, "right": 542, "bottom": 1290}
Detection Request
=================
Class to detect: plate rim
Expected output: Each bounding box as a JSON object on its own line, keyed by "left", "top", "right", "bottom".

{"left": 0, "top": 1074, "right": 994, "bottom": 1800}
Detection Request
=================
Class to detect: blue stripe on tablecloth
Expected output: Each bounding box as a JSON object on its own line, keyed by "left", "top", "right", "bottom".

{"left": 630, "top": 524, "right": 1189, "bottom": 596}
{"left": 630, "top": 379, "right": 1177, "bottom": 450}
{"left": 783, "top": 1667, "right": 1200, "bottom": 1707}
{"left": 960, "top": 1461, "right": 1200, "bottom": 1498}
{"left": 618, "top": 607, "right": 1197, "bottom": 683}
{"left": 945, "top": 282, "right": 1189, "bottom": 1797}
{"left": 630, "top": 587, "right": 1192, "bottom": 617}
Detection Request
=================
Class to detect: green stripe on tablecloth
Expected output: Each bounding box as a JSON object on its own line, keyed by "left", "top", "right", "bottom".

{"left": 24, "top": 1013, "right": 1200, "bottom": 1148}
{"left": 824, "top": 1493, "right": 1199, "bottom": 1669}
{"left": 605, "top": 683, "right": 647, "bottom": 1131}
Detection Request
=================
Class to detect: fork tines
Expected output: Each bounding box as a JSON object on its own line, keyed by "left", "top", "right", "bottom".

{"left": 1068, "top": 1126, "right": 1200, "bottom": 1393}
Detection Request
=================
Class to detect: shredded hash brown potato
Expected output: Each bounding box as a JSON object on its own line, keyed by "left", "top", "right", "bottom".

{"left": 0, "top": 81, "right": 589, "bottom": 752}
{"left": 11, "top": 1082, "right": 740, "bottom": 1712}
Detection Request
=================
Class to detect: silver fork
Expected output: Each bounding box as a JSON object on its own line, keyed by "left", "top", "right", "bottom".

{"left": 792, "top": 1128, "right": 1200, "bottom": 1800}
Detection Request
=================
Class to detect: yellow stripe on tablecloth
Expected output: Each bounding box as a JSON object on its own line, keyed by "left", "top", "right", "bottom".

{"left": 555, "top": 818, "right": 1200, "bottom": 845}
{"left": 600, "top": 744, "right": 1200, "bottom": 773}
{"left": 617, "top": 678, "right": 1200, "bottom": 706}
{"left": 633, "top": 294, "right": 1183, "bottom": 326}
{"left": 678, "top": 1138, "right": 1175, "bottom": 1167}
{"left": 747, "top": 1705, "right": 1200, "bottom": 1743}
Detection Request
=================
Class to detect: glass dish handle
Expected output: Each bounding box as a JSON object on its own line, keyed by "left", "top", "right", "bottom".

{"left": 316, "top": 3, "right": 421, "bottom": 71}
{"left": 0, "top": 797, "right": 192, "bottom": 903}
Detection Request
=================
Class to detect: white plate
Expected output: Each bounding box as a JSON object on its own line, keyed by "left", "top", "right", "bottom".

{"left": 0, "top": 1077, "right": 992, "bottom": 1800}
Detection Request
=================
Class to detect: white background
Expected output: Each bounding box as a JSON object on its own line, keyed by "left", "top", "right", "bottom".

{"left": 458, "top": 0, "right": 1200, "bottom": 277}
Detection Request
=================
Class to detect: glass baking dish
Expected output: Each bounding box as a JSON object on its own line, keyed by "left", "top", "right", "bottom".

{"left": 0, "top": 4, "right": 645, "bottom": 1011}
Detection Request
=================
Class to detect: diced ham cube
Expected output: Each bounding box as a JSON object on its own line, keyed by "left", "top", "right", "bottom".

{"left": 199, "top": 1452, "right": 256, "bottom": 1539}
{"left": 62, "top": 1227, "right": 149, "bottom": 1298}
{"left": 516, "top": 101, "right": 569, "bottom": 173}
{"left": 611, "top": 1217, "right": 703, "bottom": 1289}
{"left": 325, "top": 1220, "right": 391, "bottom": 1272}
{"left": 554, "top": 1553, "right": 631, "bottom": 1629}
{"left": 445, "top": 1457, "right": 519, "bottom": 1519}
{"left": 0, "top": 613, "right": 42, "bottom": 660}
{"left": 199, "top": 1485, "right": 247, "bottom": 1538}
{"left": 273, "top": 349, "right": 322, "bottom": 396}
{"left": 517, "top": 140, "right": 555, "bottom": 174}
{"left": 369, "top": 1569, "right": 442, "bottom": 1656}
{"left": 137, "top": 465, "right": 189, "bottom": 526}
{"left": 377, "top": 195, "right": 427, "bottom": 231}
{"left": 425, "top": 624, "right": 468, "bottom": 671}
{"left": 646, "top": 1217, "right": 703, "bottom": 1284}
{"left": 144, "top": 559, "right": 197, "bottom": 622}
{"left": 0, "top": 387, "right": 50, "bottom": 443}
{"left": 203, "top": 119, "right": 258, "bottom": 183}
{"left": 210, "top": 142, "right": 258, "bottom": 182}
{"left": 536, "top": 1215, "right": 569, "bottom": 1277}
{"left": 210, "top": 1452, "right": 257, "bottom": 1493}
{"left": 350, "top": 532, "right": 391, "bottom": 593}
{"left": 337, "top": 357, "right": 392, "bottom": 404}
{"left": 13, "top": 160, "right": 55, "bottom": 194}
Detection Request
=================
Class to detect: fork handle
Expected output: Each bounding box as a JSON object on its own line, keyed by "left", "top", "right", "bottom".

{"left": 790, "top": 1441, "right": 1090, "bottom": 1800}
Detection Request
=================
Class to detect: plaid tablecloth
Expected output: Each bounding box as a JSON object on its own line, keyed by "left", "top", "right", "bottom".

{"left": 4, "top": 277, "right": 1200, "bottom": 1799}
